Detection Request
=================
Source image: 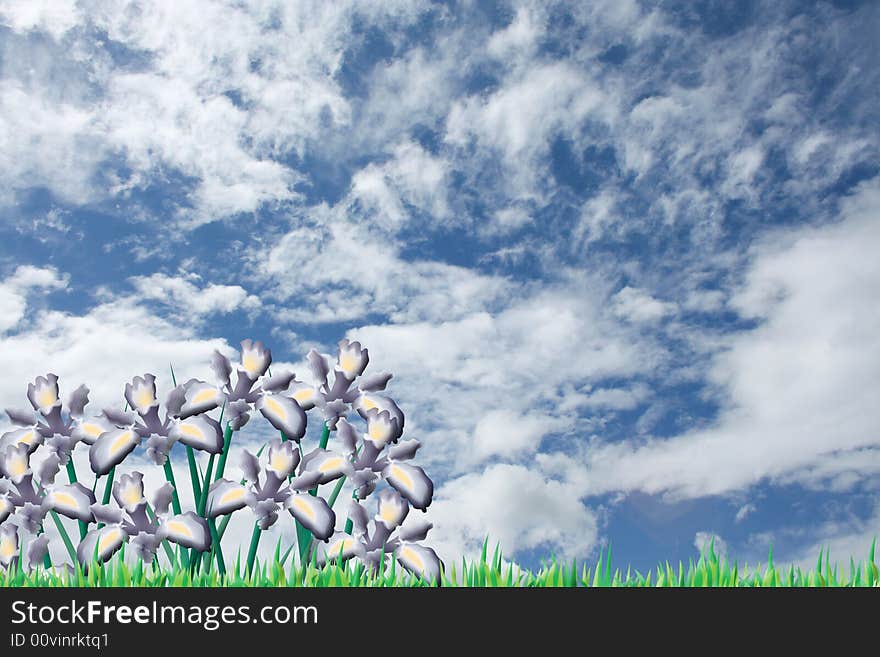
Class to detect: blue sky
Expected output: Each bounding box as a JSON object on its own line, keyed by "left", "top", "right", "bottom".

{"left": 1, "top": 0, "right": 878, "bottom": 573}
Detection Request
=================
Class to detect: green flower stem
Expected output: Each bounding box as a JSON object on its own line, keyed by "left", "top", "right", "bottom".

{"left": 326, "top": 475, "right": 347, "bottom": 509}
{"left": 197, "top": 455, "right": 214, "bottom": 516}
{"left": 65, "top": 460, "right": 88, "bottom": 540}
{"left": 96, "top": 466, "right": 116, "bottom": 530}
{"left": 190, "top": 454, "right": 215, "bottom": 574}
{"left": 162, "top": 459, "right": 183, "bottom": 516}
{"left": 214, "top": 422, "right": 234, "bottom": 481}
{"left": 217, "top": 513, "right": 231, "bottom": 542}
{"left": 245, "top": 523, "right": 261, "bottom": 574}
{"left": 49, "top": 510, "right": 77, "bottom": 565}
{"left": 101, "top": 466, "right": 115, "bottom": 505}
{"left": 186, "top": 446, "right": 201, "bottom": 507}
{"left": 343, "top": 492, "right": 358, "bottom": 535}
{"left": 208, "top": 519, "right": 225, "bottom": 577}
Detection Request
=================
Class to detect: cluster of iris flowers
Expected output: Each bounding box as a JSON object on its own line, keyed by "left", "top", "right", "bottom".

{"left": 0, "top": 339, "right": 441, "bottom": 583}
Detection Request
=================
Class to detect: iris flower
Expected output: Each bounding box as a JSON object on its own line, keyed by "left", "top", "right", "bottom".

{"left": 319, "top": 491, "right": 441, "bottom": 584}
{"left": 0, "top": 443, "right": 96, "bottom": 533}
{"left": 2, "top": 375, "right": 92, "bottom": 463}
{"left": 204, "top": 340, "right": 308, "bottom": 439}
{"left": 83, "top": 471, "right": 209, "bottom": 565}
{"left": 336, "top": 412, "right": 433, "bottom": 510}
{"left": 207, "top": 438, "right": 341, "bottom": 538}
{"left": 88, "top": 374, "right": 224, "bottom": 474}
{"left": 295, "top": 341, "right": 394, "bottom": 430}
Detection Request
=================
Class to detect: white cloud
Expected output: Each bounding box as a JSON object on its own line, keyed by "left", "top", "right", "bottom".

{"left": 0, "top": 296, "right": 233, "bottom": 419}
{"left": 0, "top": 1, "right": 434, "bottom": 223}
{"left": 611, "top": 286, "right": 676, "bottom": 323}
{"left": 128, "top": 273, "right": 260, "bottom": 318}
{"left": 350, "top": 140, "right": 451, "bottom": 229}
{"left": 0, "top": 265, "right": 68, "bottom": 333}
{"left": 735, "top": 503, "right": 756, "bottom": 523}
{"left": 683, "top": 289, "right": 725, "bottom": 313}
{"left": 486, "top": 5, "right": 543, "bottom": 63}
{"left": 468, "top": 409, "right": 567, "bottom": 464}
{"left": 581, "top": 181, "right": 880, "bottom": 499}
{"left": 427, "top": 464, "right": 599, "bottom": 562}
{"left": 446, "top": 60, "right": 606, "bottom": 197}
{"left": 0, "top": 0, "right": 80, "bottom": 39}
{"left": 782, "top": 502, "right": 880, "bottom": 573}
{"left": 347, "top": 277, "right": 661, "bottom": 481}
{"left": 257, "top": 213, "right": 510, "bottom": 324}
{"left": 722, "top": 145, "right": 765, "bottom": 200}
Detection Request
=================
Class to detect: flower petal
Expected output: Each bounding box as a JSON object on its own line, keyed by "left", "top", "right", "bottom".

{"left": 0, "top": 525, "right": 19, "bottom": 567}
{"left": 28, "top": 374, "right": 60, "bottom": 415}
{"left": 90, "top": 503, "right": 125, "bottom": 525}
{"left": 151, "top": 482, "right": 175, "bottom": 516}
{"left": 382, "top": 462, "right": 433, "bottom": 511}
{"left": 301, "top": 448, "right": 352, "bottom": 485}
{"left": 0, "top": 495, "right": 13, "bottom": 524}
{"left": 89, "top": 428, "right": 141, "bottom": 475}
{"left": 347, "top": 500, "right": 370, "bottom": 538}
{"left": 336, "top": 339, "right": 369, "bottom": 380}
{"left": 125, "top": 374, "right": 159, "bottom": 417}
{"left": 71, "top": 416, "right": 115, "bottom": 446}
{"left": 159, "top": 512, "right": 210, "bottom": 551}
{"left": 0, "top": 443, "right": 31, "bottom": 484}
{"left": 5, "top": 408, "right": 34, "bottom": 426}
{"left": 356, "top": 393, "right": 405, "bottom": 431}
{"left": 261, "top": 370, "right": 296, "bottom": 393}
{"left": 178, "top": 380, "right": 224, "bottom": 419}
{"left": 336, "top": 418, "right": 358, "bottom": 455}
{"left": 129, "top": 531, "right": 160, "bottom": 563}
{"left": 286, "top": 493, "right": 335, "bottom": 540}
{"left": 315, "top": 532, "right": 365, "bottom": 565}
{"left": 388, "top": 439, "right": 421, "bottom": 461}
{"left": 66, "top": 384, "right": 90, "bottom": 418}
{"left": 375, "top": 489, "right": 409, "bottom": 531}
{"left": 170, "top": 415, "right": 223, "bottom": 454}
{"left": 112, "top": 472, "right": 146, "bottom": 512}
{"left": 256, "top": 394, "right": 306, "bottom": 440}
{"left": 0, "top": 427, "right": 43, "bottom": 454}
{"left": 395, "top": 542, "right": 442, "bottom": 584}
{"left": 36, "top": 451, "right": 61, "bottom": 485}
{"left": 239, "top": 339, "right": 271, "bottom": 381}
{"left": 307, "top": 349, "right": 329, "bottom": 387}
{"left": 18, "top": 502, "right": 46, "bottom": 534}
{"left": 102, "top": 407, "right": 135, "bottom": 426}
{"left": 398, "top": 518, "right": 433, "bottom": 542}
{"left": 45, "top": 483, "right": 95, "bottom": 522}
{"left": 239, "top": 450, "right": 261, "bottom": 484}
{"left": 27, "top": 534, "right": 50, "bottom": 570}
{"left": 363, "top": 409, "right": 402, "bottom": 449}
{"left": 266, "top": 438, "right": 299, "bottom": 479}
{"left": 77, "top": 526, "right": 126, "bottom": 565}
{"left": 210, "top": 349, "right": 233, "bottom": 387}
{"left": 357, "top": 371, "right": 392, "bottom": 392}
{"left": 206, "top": 479, "right": 252, "bottom": 518}
{"left": 289, "top": 380, "right": 320, "bottom": 410}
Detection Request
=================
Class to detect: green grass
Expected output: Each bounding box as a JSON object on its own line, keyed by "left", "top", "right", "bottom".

{"left": 2, "top": 539, "right": 878, "bottom": 587}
